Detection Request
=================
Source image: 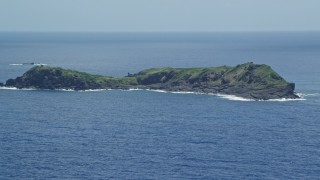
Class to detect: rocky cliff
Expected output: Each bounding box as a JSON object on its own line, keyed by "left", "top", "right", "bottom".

{"left": 4, "top": 62, "right": 299, "bottom": 100}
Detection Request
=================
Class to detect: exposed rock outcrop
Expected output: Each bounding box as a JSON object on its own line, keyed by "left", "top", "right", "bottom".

{"left": 4, "top": 63, "right": 299, "bottom": 100}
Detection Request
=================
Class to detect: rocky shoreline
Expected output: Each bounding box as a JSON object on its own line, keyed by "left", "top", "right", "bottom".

{"left": 2, "top": 62, "right": 300, "bottom": 100}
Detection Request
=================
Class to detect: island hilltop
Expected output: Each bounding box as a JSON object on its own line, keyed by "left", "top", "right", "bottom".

{"left": 4, "top": 62, "right": 299, "bottom": 100}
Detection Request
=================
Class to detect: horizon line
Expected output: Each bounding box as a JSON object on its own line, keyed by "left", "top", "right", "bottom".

{"left": 1, "top": 30, "right": 320, "bottom": 33}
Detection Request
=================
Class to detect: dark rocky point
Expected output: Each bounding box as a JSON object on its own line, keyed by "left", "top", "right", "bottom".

{"left": 4, "top": 62, "right": 300, "bottom": 100}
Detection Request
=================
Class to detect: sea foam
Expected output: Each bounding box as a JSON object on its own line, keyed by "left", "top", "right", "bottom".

{"left": 262, "top": 98, "right": 306, "bottom": 102}
{"left": 171, "top": 91, "right": 206, "bottom": 95}
{"left": 0, "top": 87, "right": 36, "bottom": 91}
{"left": 80, "top": 89, "right": 108, "bottom": 92}
{"left": 146, "top": 89, "right": 168, "bottom": 93}
{"left": 0, "top": 86, "right": 308, "bottom": 102}
{"left": 215, "top": 94, "right": 254, "bottom": 101}
{"left": 121, "top": 88, "right": 144, "bottom": 91}
{"left": 9, "top": 63, "right": 47, "bottom": 66}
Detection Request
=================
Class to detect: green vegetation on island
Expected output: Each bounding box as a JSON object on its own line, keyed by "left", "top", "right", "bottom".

{"left": 4, "top": 62, "right": 299, "bottom": 100}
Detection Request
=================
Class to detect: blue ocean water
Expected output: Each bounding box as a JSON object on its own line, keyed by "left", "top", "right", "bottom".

{"left": 0, "top": 32, "right": 320, "bottom": 179}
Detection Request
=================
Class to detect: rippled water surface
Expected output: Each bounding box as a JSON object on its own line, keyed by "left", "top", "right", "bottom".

{"left": 0, "top": 32, "right": 320, "bottom": 179}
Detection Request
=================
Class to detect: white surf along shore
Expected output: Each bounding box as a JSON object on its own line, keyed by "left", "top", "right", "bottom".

{"left": 9, "top": 63, "right": 47, "bottom": 66}
{"left": 0, "top": 86, "right": 310, "bottom": 102}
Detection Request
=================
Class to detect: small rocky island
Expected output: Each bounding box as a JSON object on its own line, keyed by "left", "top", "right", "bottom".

{"left": 3, "top": 62, "right": 299, "bottom": 100}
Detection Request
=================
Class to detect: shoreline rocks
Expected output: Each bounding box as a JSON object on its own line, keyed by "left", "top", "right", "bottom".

{"left": 4, "top": 62, "right": 300, "bottom": 100}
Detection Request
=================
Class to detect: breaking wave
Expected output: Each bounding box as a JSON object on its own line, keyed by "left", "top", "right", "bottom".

{"left": 0, "top": 87, "right": 108, "bottom": 92}
{"left": 0, "top": 86, "right": 309, "bottom": 102}
{"left": 120, "top": 88, "right": 144, "bottom": 91}
{"left": 0, "top": 87, "right": 36, "bottom": 91}
{"left": 262, "top": 98, "right": 306, "bottom": 102}
{"left": 171, "top": 91, "right": 206, "bottom": 95}
{"left": 57, "top": 89, "right": 111, "bottom": 92}
{"left": 146, "top": 89, "right": 206, "bottom": 95}
{"left": 33, "top": 63, "right": 47, "bottom": 66}
{"left": 80, "top": 89, "right": 108, "bottom": 92}
{"left": 9, "top": 63, "right": 47, "bottom": 66}
{"left": 215, "top": 94, "right": 254, "bottom": 101}
{"left": 56, "top": 89, "right": 76, "bottom": 92}
{"left": 145, "top": 90, "right": 301, "bottom": 102}
{"left": 146, "top": 89, "right": 168, "bottom": 93}
{"left": 215, "top": 94, "right": 306, "bottom": 102}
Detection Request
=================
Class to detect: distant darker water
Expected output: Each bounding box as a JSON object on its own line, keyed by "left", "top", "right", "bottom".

{"left": 0, "top": 32, "right": 320, "bottom": 179}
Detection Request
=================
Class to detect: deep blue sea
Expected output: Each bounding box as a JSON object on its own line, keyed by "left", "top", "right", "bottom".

{"left": 0, "top": 32, "right": 320, "bottom": 179}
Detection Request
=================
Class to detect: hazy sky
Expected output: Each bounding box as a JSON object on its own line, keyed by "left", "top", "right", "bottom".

{"left": 0, "top": 0, "right": 319, "bottom": 32}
